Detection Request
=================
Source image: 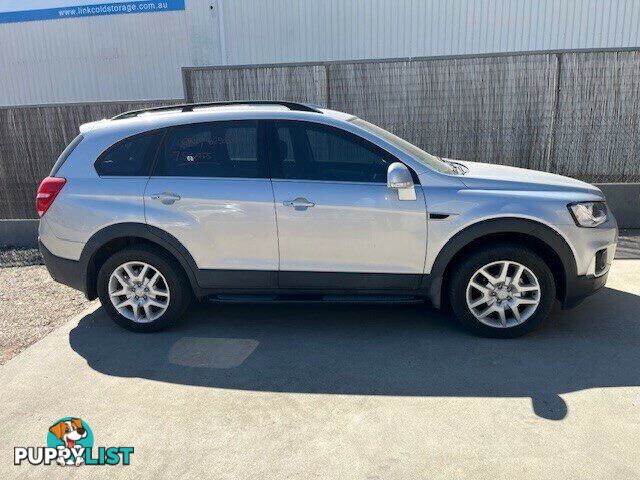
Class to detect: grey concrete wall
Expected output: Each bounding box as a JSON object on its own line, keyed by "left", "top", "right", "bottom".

{"left": 596, "top": 184, "right": 640, "bottom": 229}
{"left": 0, "top": 219, "right": 39, "bottom": 248}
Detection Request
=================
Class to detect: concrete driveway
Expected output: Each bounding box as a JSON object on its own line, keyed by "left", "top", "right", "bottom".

{"left": 1, "top": 260, "right": 639, "bottom": 479}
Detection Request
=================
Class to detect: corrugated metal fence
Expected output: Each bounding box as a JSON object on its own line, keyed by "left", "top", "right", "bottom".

{"left": 2, "top": 49, "right": 640, "bottom": 219}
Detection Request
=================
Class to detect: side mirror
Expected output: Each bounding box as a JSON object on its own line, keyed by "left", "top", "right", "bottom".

{"left": 387, "top": 162, "right": 416, "bottom": 200}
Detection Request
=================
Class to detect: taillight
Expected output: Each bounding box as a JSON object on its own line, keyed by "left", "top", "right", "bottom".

{"left": 36, "top": 177, "right": 66, "bottom": 217}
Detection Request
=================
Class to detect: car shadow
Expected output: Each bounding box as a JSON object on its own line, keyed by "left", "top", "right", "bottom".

{"left": 69, "top": 286, "right": 640, "bottom": 421}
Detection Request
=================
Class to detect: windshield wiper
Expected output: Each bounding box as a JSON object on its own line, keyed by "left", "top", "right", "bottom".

{"left": 441, "top": 158, "right": 467, "bottom": 175}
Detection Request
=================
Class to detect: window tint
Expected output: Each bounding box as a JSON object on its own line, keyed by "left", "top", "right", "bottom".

{"left": 51, "top": 134, "right": 84, "bottom": 176}
{"left": 271, "top": 121, "right": 395, "bottom": 183}
{"left": 95, "top": 130, "right": 163, "bottom": 176}
{"left": 154, "top": 121, "right": 266, "bottom": 178}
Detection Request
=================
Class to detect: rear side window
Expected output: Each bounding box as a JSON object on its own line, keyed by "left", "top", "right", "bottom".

{"left": 51, "top": 134, "right": 83, "bottom": 176}
{"left": 153, "top": 120, "right": 267, "bottom": 178}
{"left": 95, "top": 129, "right": 164, "bottom": 176}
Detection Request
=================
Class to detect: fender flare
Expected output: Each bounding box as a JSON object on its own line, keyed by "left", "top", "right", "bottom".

{"left": 80, "top": 223, "right": 201, "bottom": 299}
{"left": 425, "top": 218, "right": 577, "bottom": 308}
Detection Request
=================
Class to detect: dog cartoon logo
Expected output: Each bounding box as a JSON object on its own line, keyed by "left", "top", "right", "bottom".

{"left": 47, "top": 418, "right": 93, "bottom": 466}
{"left": 14, "top": 417, "right": 133, "bottom": 466}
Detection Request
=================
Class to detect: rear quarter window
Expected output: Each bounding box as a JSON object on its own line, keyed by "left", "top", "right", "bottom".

{"left": 95, "top": 129, "right": 164, "bottom": 176}
{"left": 50, "top": 134, "right": 83, "bottom": 176}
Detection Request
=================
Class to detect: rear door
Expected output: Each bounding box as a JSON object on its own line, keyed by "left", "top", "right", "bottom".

{"left": 267, "top": 120, "right": 427, "bottom": 290}
{"left": 144, "top": 120, "right": 278, "bottom": 288}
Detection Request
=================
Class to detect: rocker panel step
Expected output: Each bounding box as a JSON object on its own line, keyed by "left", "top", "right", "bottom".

{"left": 208, "top": 294, "right": 423, "bottom": 304}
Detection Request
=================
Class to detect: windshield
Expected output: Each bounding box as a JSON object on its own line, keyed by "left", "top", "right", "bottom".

{"left": 351, "top": 118, "right": 455, "bottom": 174}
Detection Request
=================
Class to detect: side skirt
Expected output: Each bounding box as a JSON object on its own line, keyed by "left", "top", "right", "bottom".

{"left": 208, "top": 294, "right": 425, "bottom": 304}
{"left": 195, "top": 269, "right": 432, "bottom": 298}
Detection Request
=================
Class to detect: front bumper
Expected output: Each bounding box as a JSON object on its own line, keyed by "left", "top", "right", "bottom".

{"left": 560, "top": 215, "right": 617, "bottom": 308}
{"left": 39, "top": 240, "right": 86, "bottom": 295}
{"left": 563, "top": 269, "right": 610, "bottom": 309}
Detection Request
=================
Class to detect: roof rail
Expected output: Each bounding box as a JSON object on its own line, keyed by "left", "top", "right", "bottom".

{"left": 111, "top": 101, "right": 322, "bottom": 120}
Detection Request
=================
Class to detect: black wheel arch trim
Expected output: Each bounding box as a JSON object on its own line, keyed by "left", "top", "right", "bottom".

{"left": 80, "top": 222, "right": 202, "bottom": 300}
{"left": 424, "top": 217, "right": 578, "bottom": 308}
{"left": 78, "top": 219, "right": 584, "bottom": 309}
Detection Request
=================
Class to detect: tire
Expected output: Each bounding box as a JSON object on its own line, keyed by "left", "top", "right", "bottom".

{"left": 447, "top": 244, "right": 556, "bottom": 338}
{"left": 97, "top": 245, "right": 192, "bottom": 332}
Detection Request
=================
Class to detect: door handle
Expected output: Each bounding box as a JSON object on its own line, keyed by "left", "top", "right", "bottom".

{"left": 150, "top": 192, "right": 181, "bottom": 205}
{"left": 283, "top": 197, "right": 315, "bottom": 210}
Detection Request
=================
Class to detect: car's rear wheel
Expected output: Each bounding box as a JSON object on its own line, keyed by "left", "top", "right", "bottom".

{"left": 448, "top": 244, "right": 556, "bottom": 338}
{"left": 97, "top": 245, "right": 192, "bottom": 332}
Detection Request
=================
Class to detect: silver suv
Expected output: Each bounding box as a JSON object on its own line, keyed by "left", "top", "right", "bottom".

{"left": 37, "top": 101, "right": 618, "bottom": 338}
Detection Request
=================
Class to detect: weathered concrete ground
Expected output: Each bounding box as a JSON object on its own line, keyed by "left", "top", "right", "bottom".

{"left": 1, "top": 260, "right": 638, "bottom": 479}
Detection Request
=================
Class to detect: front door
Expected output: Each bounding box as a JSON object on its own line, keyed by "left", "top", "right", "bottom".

{"left": 144, "top": 120, "right": 278, "bottom": 288}
{"left": 267, "top": 120, "right": 427, "bottom": 290}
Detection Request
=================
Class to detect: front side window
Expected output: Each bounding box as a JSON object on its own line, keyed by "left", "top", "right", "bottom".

{"left": 95, "top": 130, "right": 163, "bottom": 176}
{"left": 270, "top": 121, "right": 396, "bottom": 183}
{"left": 153, "top": 121, "right": 267, "bottom": 178}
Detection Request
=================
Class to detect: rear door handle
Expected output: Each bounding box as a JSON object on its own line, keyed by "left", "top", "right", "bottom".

{"left": 283, "top": 197, "right": 315, "bottom": 210}
{"left": 151, "top": 192, "right": 181, "bottom": 205}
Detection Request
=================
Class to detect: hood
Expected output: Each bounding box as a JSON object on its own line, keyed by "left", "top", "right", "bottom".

{"left": 451, "top": 159, "right": 603, "bottom": 197}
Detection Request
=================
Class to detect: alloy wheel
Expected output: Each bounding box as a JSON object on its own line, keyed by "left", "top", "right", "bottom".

{"left": 108, "top": 261, "right": 170, "bottom": 323}
{"left": 465, "top": 260, "right": 541, "bottom": 328}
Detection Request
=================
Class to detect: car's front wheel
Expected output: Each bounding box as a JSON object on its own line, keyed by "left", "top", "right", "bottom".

{"left": 448, "top": 244, "right": 556, "bottom": 338}
{"left": 97, "top": 245, "right": 192, "bottom": 332}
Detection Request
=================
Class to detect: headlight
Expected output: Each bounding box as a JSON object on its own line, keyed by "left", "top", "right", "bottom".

{"left": 568, "top": 201, "right": 608, "bottom": 227}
